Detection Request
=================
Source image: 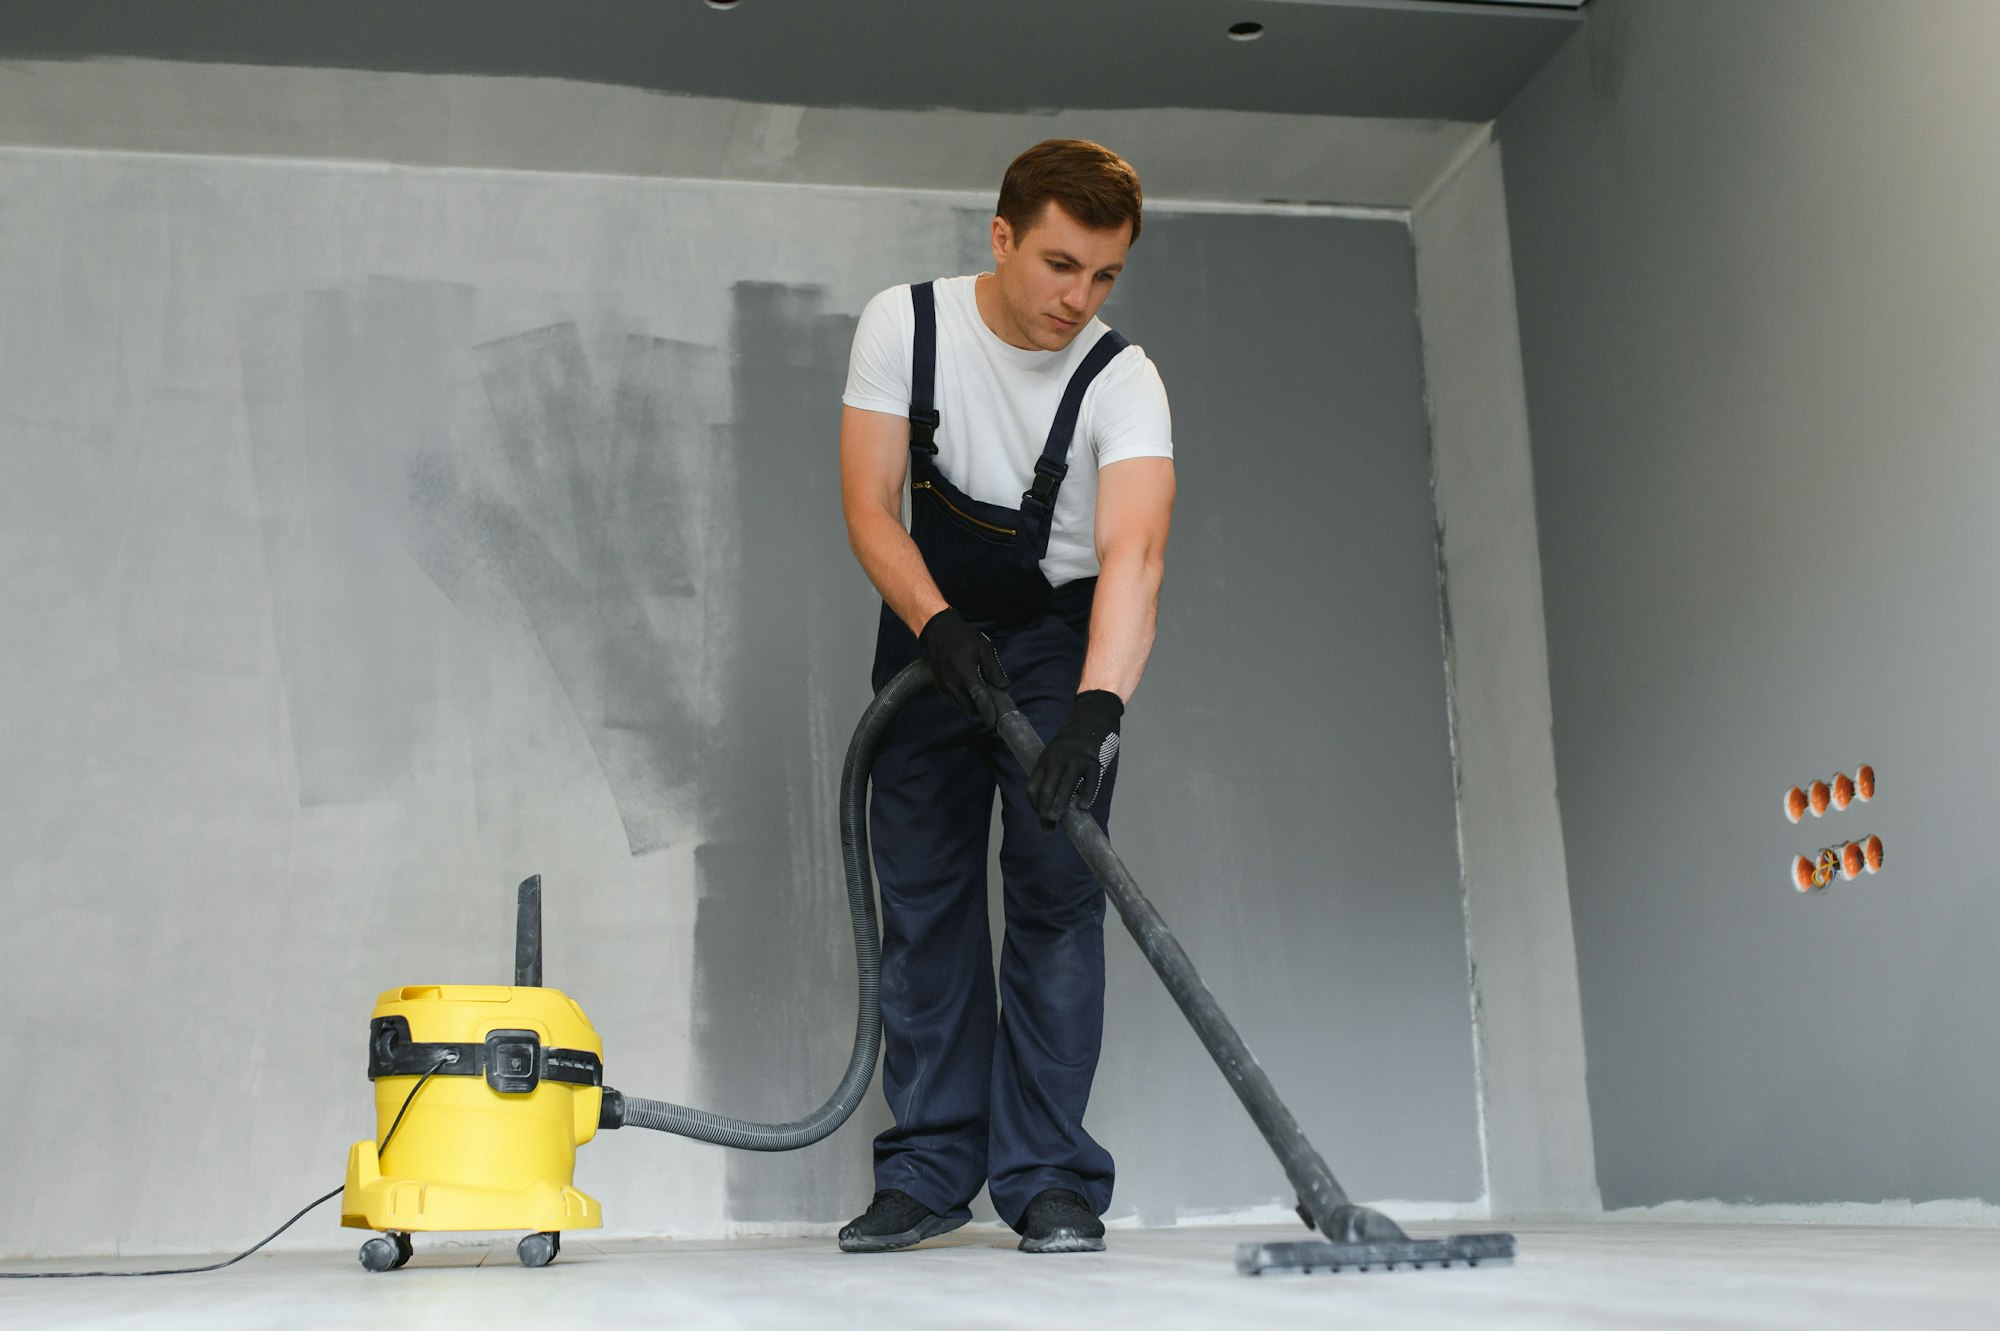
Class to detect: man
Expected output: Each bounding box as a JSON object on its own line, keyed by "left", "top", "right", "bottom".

{"left": 836, "top": 140, "right": 1175, "bottom": 1255}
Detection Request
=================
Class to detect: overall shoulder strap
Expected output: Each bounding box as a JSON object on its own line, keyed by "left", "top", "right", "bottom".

{"left": 1024, "top": 329, "right": 1132, "bottom": 510}
{"left": 908, "top": 281, "right": 940, "bottom": 455}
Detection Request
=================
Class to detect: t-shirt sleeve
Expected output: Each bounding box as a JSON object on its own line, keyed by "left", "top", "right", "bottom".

{"left": 841, "top": 285, "right": 913, "bottom": 417}
{"left": 1089, "top": 347, "right": 1174, "bottom": 468}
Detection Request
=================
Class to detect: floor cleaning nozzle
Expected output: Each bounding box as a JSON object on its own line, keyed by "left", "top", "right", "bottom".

{"left": 1237, "top": 1200, "right": 1513, "bottom": 1273}
{"left": 1237, "top": 1230, "right": 1517, "bottom": 1276}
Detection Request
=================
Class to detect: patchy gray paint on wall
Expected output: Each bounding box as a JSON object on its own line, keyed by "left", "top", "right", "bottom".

{"left": 237, "top": 282, "right": 454, "bottom": 806}
{"left": 689, "top": 282, "right": 885, "bottom": 1224}
{"left": 0, "top": 144, "right": 1481, "bottom": 1256}
{"left": 691, "top": 210, "right": 1487, "bottom": 1230}
{"left": 0, "top": 148, "right": 962, "bottom": 1256}
{"left": 238, "top": 288, "right": 723, "bottom": 854}
{"left": 1092, "top": 211, "right": 1485, "bottom": 1217}
{"left": 1498, "top": 0, "right": 2000, "bottom": 1209}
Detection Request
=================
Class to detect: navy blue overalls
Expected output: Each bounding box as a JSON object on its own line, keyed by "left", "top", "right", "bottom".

{"left": 867, "top": 281, "right": 1130, "bottom": 1227}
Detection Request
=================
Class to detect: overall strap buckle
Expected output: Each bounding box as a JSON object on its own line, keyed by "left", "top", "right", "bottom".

{"left": 1024, "top": 457, "right": 1068, "bottom": 508}
{"left": 1023, "top": 330, "right": 1130, "bottom": 541}
{"left": 908, "top": 407, "right": 941, "bottom": 455}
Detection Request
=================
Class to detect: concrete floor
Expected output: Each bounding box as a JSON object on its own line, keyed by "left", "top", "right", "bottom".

{"left": 4, "top": 1221, "right": 1998, "bottom": 1330}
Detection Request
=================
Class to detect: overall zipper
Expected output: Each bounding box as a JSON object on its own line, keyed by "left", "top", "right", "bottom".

{"left": 912, "top": 480, "right": 1017, "bottom": 536}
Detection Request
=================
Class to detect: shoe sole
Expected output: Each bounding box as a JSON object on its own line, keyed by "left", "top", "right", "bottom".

{"left": 1018, "top": 1229, "right": 1106, "bottom": 1254}
{"left": 838, "top": 1214, "right": 969, "bottom": 1253}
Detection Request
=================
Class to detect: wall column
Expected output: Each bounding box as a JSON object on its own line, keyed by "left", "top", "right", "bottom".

{"left": 1410, "top": 136, "right": 1601, "bottom": 1216}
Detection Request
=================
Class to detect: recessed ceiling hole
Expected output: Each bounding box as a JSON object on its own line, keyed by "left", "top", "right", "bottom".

{"left": 705, "top": 0, "right": 741, "bottom": 10}
{"left": 1228, "top": 22, "right": 1265, "bottom": 41}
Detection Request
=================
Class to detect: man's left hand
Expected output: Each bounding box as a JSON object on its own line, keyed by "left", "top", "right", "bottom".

{"left": 1028, "top": 690, "right": 1124, "bottom": 832}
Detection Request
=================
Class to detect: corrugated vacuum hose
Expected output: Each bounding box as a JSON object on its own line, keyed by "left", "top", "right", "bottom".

{"left": 604, "top": 657, "right": 928, "bottom": 1149}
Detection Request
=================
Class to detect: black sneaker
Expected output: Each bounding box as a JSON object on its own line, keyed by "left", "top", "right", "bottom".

{"left": 1016, "top": 1187, "right": 1106, "bottom": 1253}
{"left": 837, "top": 1188, "right": 967, "bottom": 1253}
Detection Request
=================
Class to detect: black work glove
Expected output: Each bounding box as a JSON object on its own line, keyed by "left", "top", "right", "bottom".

{"left": 1028, "top": 690, "right": 1124, "bottom": 832}
{"left": 919, "top": 608, "right": 1010, "bottom": 726}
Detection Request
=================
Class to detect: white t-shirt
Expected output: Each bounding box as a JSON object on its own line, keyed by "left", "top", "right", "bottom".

{"left": 842, "top": 275, "right": 1173, "bottom": 586}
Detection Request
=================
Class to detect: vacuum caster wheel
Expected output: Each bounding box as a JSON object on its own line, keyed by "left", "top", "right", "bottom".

{"left": 390, "top": 1232, "right": 414, "bottom": 1269}
{"left": 358, "top": 1235, "right": 401, "bottom": 1272}
{"left": 517, "top": 1231, "right": 561, "bottom": 1268}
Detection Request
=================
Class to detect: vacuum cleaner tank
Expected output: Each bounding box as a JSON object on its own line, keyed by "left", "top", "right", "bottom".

{"left": 340, "top": 981, "right": 606, "bottom": 1236}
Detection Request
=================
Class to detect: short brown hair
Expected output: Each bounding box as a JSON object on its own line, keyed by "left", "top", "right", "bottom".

{"left": 997, "top": 139, "right": 1143, "bottom": 245}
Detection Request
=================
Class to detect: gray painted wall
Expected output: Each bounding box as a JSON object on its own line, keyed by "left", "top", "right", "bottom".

{"left": 1098, "top": 212, "right": 1484, "bottom": 1223}
{"left": 1411, "top": 137, "right": 1599, "bottom": 1217}
{"left": 0, "top": 146, "right": 1479, "bottom": 1256}
{"left": 1498, "top": 0, "right": 2000, "bottom": 1209}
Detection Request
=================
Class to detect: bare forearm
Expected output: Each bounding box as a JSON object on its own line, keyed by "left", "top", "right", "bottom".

{"left": 846, "top": 501, "right": 949, "bottom": 636}
{"left": 1079, "top": 548, "right": 1164, "bottom": 702}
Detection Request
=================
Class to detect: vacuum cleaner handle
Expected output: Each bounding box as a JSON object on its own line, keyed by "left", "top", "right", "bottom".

{"left": 515, "top": 874, "right": 544, "bottom": 988}
{"left": 984, "top": 683, "right": 1394, "bottom": 1244}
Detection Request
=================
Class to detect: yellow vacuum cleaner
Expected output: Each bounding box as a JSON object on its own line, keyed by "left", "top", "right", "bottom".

{"left": 341, "top": 876, "right": 607, "bottom": 1269}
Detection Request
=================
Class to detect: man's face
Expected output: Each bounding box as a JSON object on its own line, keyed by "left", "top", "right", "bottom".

{"left": 987, "top": 201, "right": 1132, "bottom": 351}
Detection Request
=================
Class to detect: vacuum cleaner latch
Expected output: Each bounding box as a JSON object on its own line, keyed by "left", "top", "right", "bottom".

{"left": 484, "top": 1029, "right": 542, "bottom": 1094}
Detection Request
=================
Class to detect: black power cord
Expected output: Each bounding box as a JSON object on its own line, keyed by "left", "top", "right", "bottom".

{"left": 1, "top": 1058, "right": 449, "bottom": 1279}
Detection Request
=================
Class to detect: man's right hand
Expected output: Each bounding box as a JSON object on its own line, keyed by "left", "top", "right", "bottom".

{"left": 919, "top": 608, "right": 1009, "bottom": 726}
